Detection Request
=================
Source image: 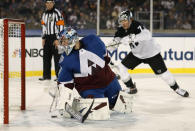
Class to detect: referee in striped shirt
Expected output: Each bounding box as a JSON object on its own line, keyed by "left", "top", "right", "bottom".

{"left": 39, "top": 0, "right": 64, "bottom": 81}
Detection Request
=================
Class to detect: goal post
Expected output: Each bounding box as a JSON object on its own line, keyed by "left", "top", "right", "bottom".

{"left": 0, "top": 18, "right": 26, "bottom": 124}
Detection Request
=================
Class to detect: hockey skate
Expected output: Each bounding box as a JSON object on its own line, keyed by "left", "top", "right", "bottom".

{"left": 129, "top": 83, "right": 137, "bottom": 94}
{"left": 175, "top": 88, "right": 189, "bottom": 97}
{"left": 124, "top": 81, "right": 137, "bottom": 94}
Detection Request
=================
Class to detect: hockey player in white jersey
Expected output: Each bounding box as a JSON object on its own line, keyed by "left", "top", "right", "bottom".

{"left": 107, "top": 10, "right": 189, "bottom": 97}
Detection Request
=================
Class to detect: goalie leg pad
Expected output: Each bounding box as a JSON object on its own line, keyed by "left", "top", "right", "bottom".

{"left": 49, "top": 85, "right": 74, "bottom": 118}
{"left": 56, "top": 85, "right": 74, "bottom": 110}
{"left": 72, "top": 98, "right": 110, "bottom": 120}
{"left": 113, "top": 91, "right": 133, "bottom": 113}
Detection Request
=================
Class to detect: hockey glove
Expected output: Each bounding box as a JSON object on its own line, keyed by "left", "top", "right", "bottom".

{"left": 106, "top": 38, "right": 120, "bottom": 51}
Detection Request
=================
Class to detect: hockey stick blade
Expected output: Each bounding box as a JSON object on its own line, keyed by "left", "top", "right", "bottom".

{"left": 81, "top": 99, "right": 94, "bottom": 123}
{"left": 64, "top": 99, "right": 94, "bottom": 123}
{"left": 65, "top": 102, "right": 83, "bottom": 122}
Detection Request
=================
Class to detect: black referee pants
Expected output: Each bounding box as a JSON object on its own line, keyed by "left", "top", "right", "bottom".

{"left": 43, "top": 35, "right": 61, "bottom": 79}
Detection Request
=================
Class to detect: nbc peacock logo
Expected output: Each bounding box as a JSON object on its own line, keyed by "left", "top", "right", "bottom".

{"left": 12, "top": 49, "right": 21, "bottom": 58}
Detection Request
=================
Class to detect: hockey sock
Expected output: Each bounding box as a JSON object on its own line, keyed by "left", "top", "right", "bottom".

{"left": 170, "top": 82, "right": 179, "bottom": 91}
{"left": 159, "top": 70, "right": 176, "bottom": 87}
{"left": 124, "top": 78, "right": 134, "bottom": 88}
{"left": 117, "top": 63, "right": 132, "bottom": 82}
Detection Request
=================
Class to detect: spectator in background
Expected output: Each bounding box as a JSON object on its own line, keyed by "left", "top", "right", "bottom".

{"left": 165, "top": 11, "right": 177, "bottom": 29}
{"left": 106, "top": 17, "right": 116, "bottom": 29}
{"left": 39, "top": 0, "right": 64, "bottom": 81}
{"left": 1, "top": 0, "right": 194, "bottom": 31}
{"left": 182, "top": 20, "right": 192, "bottom": 30}
{"left": 69, "top": 12, "right": 77, "bottom": 26}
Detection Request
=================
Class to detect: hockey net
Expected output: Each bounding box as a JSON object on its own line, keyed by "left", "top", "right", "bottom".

{"left": 0, "top": 19, "right": 25, "bottom": 124}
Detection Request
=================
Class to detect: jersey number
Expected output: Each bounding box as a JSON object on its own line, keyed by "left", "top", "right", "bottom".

{"left": 137, "top": 25, "right": 143, "bottom": 31}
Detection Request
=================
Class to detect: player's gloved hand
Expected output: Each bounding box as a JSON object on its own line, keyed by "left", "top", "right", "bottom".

{"left": 107, "top": 38, "right": 120, "bottom": 51}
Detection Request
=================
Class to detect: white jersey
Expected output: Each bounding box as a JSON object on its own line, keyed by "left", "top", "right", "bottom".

{"left": 114, "top": 20, "right": 161, "bottom": 59}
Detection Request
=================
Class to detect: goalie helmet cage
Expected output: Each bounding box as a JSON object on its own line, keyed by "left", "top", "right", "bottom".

{"left": 0, "top": 19, "right": 25, "bottom": 124}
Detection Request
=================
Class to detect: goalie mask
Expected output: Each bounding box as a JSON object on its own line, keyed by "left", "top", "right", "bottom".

{"left": 118, "top": 10, "right": 133, "bottom": 25}
{"left": 59, "top": 27, "right": 79, "bottom": 55}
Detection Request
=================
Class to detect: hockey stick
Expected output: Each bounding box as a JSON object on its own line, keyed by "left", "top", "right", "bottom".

{"left": 65, "top": 99, "right": 95, "bottom": 123}
{"left": 81, "top": 99, "right": 94, "bottom": 123}
{"left": 48, "top": 88, "right": 60, "bottom": 113}
{"left": 49, "top": 92, "right": 56, "bottom": 112}
{"left": 106, "top": 35, "right": 135, "bottom": 48}
{"left": 106, "top": 42, "right": 122, "bottom": 48}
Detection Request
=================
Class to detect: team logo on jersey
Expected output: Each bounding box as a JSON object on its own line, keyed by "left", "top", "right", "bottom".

{"left": 74, "top": 49, "right": 105, "bottom": 77}
{"left": 88, "top": 59, "right": 102, "bottom": 76}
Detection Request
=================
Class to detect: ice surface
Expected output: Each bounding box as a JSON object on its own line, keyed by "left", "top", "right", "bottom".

{"left": 1, "top": 74, "right": 195, "bottom": 131}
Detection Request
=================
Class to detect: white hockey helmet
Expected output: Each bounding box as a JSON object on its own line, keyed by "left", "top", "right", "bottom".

{"left": 59, "top": 27, "right": 79, "bottom": 55}
{"left": 118, "top": 10, "right": 133, "bottom": 24}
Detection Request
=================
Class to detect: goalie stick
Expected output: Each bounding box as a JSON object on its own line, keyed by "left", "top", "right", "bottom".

{"left": 65, "top": 99, "right": 95, "bottom": 123}
{"left": 49, "top": 91, "right": 58, "bottom": 113}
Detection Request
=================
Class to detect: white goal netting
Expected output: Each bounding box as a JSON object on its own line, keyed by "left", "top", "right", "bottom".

{"left": 0, "top": 19, "right": 24, "bottom": 124}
